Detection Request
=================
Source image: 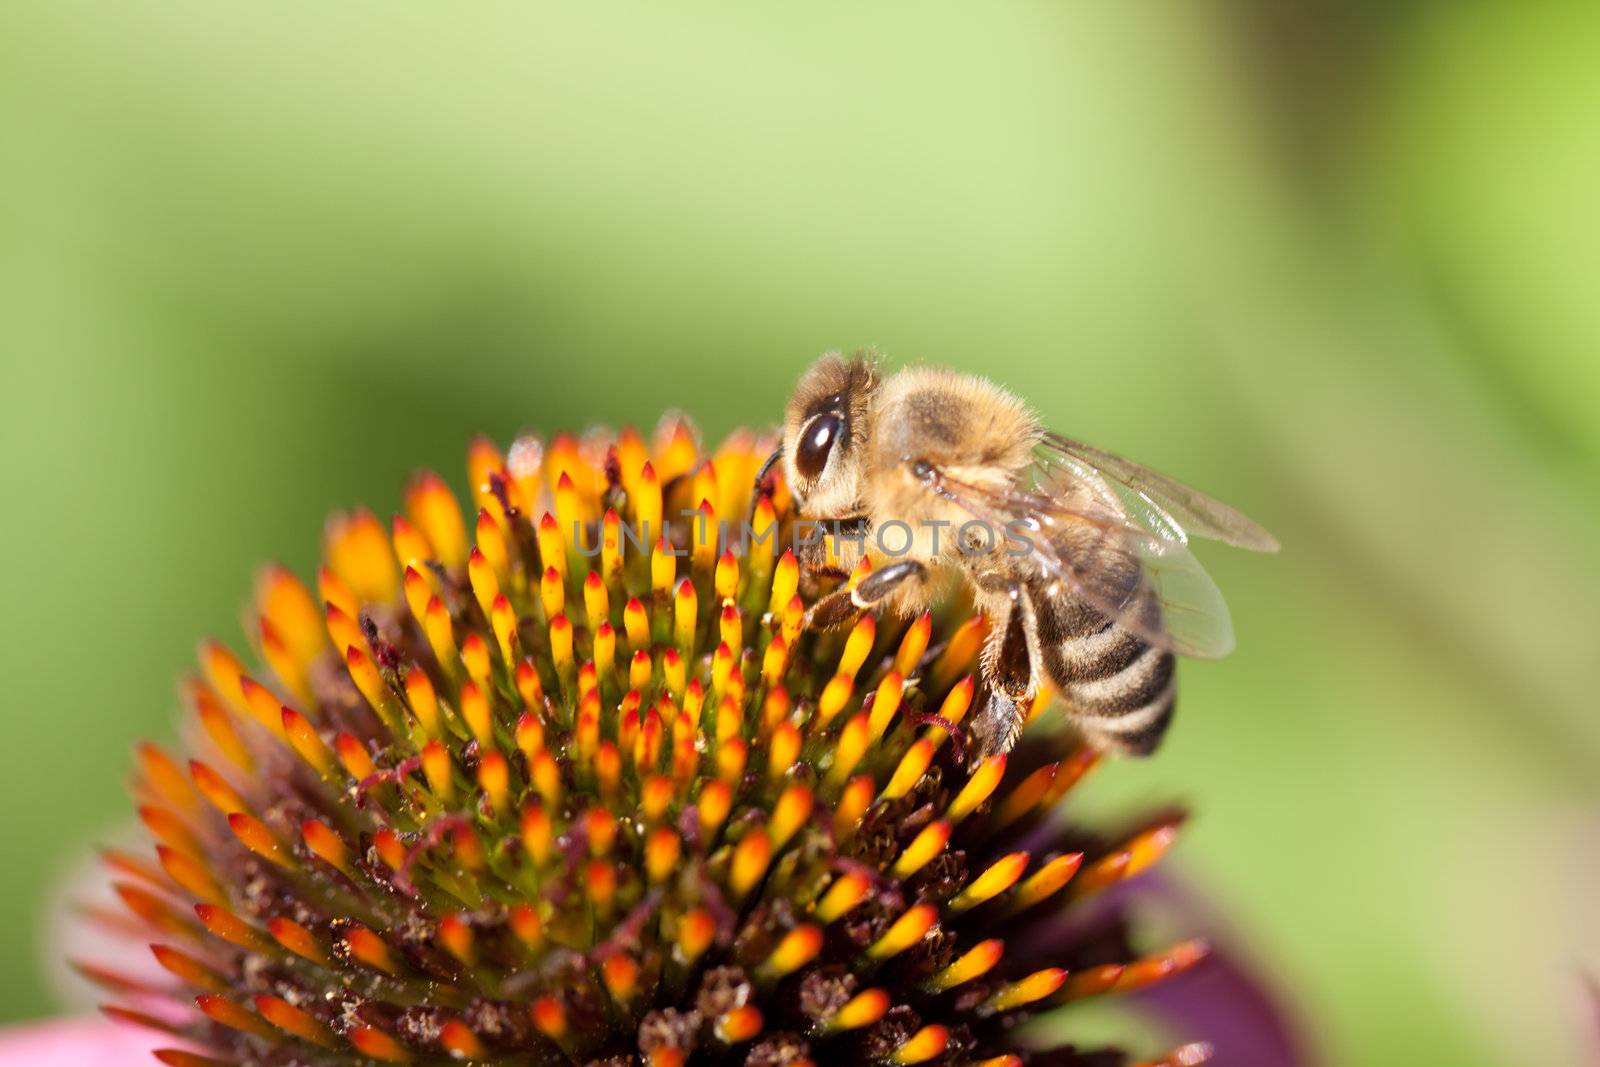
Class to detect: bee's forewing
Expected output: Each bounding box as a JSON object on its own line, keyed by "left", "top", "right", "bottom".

{"left": 1041, "top": 432, "right": 1279, "bottom": 553}
{"left": 938, "top": 456, "right": 1238, "bottom": 659}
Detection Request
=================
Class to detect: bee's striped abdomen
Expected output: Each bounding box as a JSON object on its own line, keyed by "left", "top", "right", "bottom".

{"left": 1040, "top": 601, "right": 1177, "bottom": 756}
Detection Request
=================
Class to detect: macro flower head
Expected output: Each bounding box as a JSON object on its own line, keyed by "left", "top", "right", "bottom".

{"left": 84, "top": 417, "right": 1215, "bottom": 1066}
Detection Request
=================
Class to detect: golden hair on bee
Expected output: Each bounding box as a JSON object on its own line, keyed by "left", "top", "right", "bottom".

{"left": 771, "top": 350, "right": 1277, "bottom": 759}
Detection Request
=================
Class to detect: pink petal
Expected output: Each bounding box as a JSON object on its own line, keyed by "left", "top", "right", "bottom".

{"left": 0, "top": 1016, "right": 166, "bottom": 1065}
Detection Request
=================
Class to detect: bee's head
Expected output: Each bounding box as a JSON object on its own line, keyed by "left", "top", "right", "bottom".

{"left": 779, "top": 352, "right": 879, "bottom": 514}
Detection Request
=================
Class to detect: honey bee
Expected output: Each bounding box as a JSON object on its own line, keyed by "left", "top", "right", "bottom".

{"left": 761, "top": 352, "right": 1278, "bottom": 758}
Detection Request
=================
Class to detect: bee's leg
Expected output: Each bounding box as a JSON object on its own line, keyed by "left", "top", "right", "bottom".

{"left": 803, "top": 559, "right": 928, "bottom": 630}
{"left": 969, "top": 693, "right": 1025, "bottom": 762}
{"left": 794, "top": 515, "right": 870, "bottom": 576}
{"left": 971, "top": 583, "right": 1039, "bottom": 758}
{"left": 754, "top": 445, "right": 783, "bottom": 492}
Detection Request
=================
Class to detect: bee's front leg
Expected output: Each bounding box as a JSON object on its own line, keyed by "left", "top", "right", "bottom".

{"left": 795, "top": 515, "right": 870, "bottom": 596}
{"left": 802, "top": 559, "right": 928, "bottom": 630}
{"left": 793, "top": 515, "right": 869, "bottom": 565}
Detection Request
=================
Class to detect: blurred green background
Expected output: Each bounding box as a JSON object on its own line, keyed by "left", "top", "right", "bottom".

{"left": 2, "top": 2, "right": 1597, "bottom": 1064}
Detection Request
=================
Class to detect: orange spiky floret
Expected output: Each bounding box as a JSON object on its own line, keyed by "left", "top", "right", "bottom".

{"left": 89, "top": 416, "right": 1210, "bottom": 1067}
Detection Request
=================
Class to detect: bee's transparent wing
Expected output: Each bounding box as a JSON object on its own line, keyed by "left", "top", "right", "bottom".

{"left": 936, "top": 463, "right": 1237, "bottom": 659}
{"left": 1040, "top": 432, "right": 1280, "bottom": 553}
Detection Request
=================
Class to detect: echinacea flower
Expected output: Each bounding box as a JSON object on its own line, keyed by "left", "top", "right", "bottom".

{"left": 83, "top": 418, "right": 1218, "bottom": 1066}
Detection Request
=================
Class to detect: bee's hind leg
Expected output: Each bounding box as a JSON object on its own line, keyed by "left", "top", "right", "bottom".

{"left": 802, "top": 559, "right": 928, "bottom": 630}
{"left": 971, "top": 582, "right": 1040, "bottom": 759}
{"left": 969, "top": 692, "right": 1026, "bottom": 764}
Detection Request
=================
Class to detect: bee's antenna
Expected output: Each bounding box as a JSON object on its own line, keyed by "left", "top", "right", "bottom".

{"left": 754, "top": 445, "right": 783, "bottom": 491}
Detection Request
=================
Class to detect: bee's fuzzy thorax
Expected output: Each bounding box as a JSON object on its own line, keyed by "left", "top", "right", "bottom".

{"left": 870, "top": 365, "right": 1041, "bottom": 478}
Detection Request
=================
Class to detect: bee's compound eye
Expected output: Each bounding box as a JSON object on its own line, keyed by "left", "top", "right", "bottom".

{"left": 795, "top": 413, "right": 842, "bottom": 481}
